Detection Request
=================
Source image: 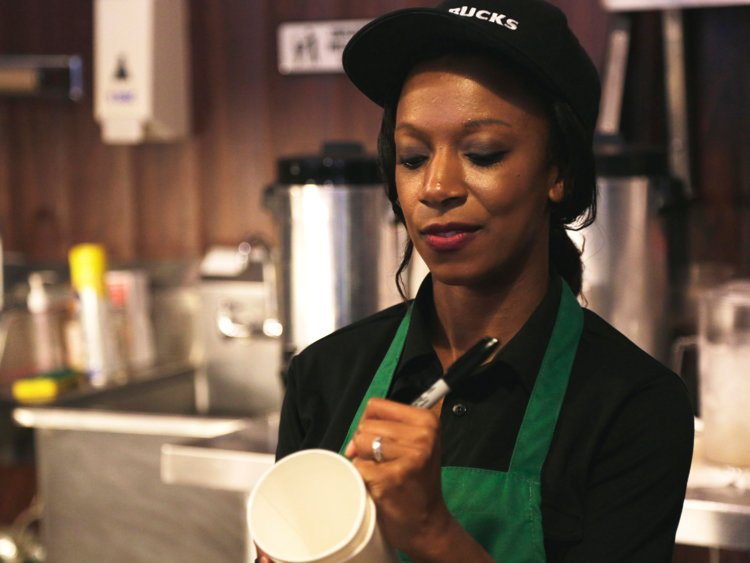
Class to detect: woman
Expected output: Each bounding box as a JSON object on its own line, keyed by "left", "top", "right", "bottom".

{"left": 274, "top": 0, "right": 694, "bottom": 561}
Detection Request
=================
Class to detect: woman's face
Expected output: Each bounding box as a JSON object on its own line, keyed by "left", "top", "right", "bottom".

{"left": 394, "top": 54, "right": 563, "bottom": 289}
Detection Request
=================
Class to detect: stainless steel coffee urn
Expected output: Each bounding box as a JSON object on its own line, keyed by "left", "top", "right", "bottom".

{"left": 573, "top": 143, "right": 678, "bottom": 365}
{"left": 266, "top": 142, "right": 402, "bottom": 362}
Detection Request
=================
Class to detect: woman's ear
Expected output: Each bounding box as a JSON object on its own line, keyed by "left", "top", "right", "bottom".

{"left": 548, "top": 169, "right": 565, "bottom": 203}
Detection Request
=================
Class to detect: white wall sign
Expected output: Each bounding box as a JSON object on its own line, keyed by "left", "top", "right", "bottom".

{"left": 277, "top": 19, "right": 369, "bottom": 74}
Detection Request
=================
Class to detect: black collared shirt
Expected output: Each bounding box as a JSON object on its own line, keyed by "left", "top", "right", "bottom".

{"left": 276, "top": 276, "right": 694, "bottom": 562}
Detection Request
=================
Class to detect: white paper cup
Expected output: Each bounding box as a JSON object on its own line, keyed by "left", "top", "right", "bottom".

{"left": 248, "top": 449, "right": 399, "bottom": 563}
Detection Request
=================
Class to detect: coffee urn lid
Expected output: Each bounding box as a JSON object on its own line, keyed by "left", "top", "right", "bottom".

{"left": 277, "top": 141, "right": 381, "bottom": 185}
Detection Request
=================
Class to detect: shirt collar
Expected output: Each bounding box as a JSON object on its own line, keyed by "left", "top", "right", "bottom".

{"left": 395, "top": 274, "right": 563, "bottom": 395}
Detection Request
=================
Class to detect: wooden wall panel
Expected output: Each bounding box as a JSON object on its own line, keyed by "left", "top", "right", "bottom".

{"left": 131, "top": 143, "right": 200, "bottom": 258}
{"left": 0, "top": 464, "right": 36, "bottom": 526}
{"left": 11, "top": 102, "right": 81, "bottom": 261}
{"left": 0, "top": 10, "right": 8, "bottom": 242}
{"left": 189, "top": 0, "right": 276, "bottom": 249}
{"left": 555, "top": 0, "right": 611, "bottom": 70}
{"left": 0, "top": 108, "right": 10, "bottom": 250}
{"left": 620, "top": 12, "right": 666, "bottom": 145}
{"left": 687, "top": 7, "right": 750, "bottom": 272}
{"left": 0, "top": 0, "right": 747, "bottom": 278}
{"left": 0, "top": 0, "right": 611, "bottom": 263}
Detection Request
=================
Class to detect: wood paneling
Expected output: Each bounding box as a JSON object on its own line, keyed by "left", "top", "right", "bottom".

{"left": 687, "top": 7, "right": 750, "bottom": 272}
{"left": 0, "top": 0, "right": 616, "bottom": 263}
{"left": 0, "top": 463, "right": 36, "bottom": 526}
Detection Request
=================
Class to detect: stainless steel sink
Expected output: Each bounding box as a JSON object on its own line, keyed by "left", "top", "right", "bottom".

{"left": 13, "top": 364, "right": 278, "bottom": 563}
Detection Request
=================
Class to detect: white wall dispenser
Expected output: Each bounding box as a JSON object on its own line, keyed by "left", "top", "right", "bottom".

{"left": 94, "top": 0, "right": 191, "bottom": 144}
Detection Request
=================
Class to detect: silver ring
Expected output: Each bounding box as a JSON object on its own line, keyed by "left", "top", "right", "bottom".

{"left": 371, "top": 436, "right": 384, "bottom": 463}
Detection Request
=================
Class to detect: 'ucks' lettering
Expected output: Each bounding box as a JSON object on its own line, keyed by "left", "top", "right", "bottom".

{"left": 448, "top": 6, "right": 519, "bottom": 30}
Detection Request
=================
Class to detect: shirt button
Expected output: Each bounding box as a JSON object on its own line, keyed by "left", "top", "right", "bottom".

{"left": 451, "top": 403, "right": 468, "bottom": 417}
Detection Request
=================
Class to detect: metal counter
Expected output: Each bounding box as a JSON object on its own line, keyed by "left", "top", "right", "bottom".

{"left": 677, "top": 443, "right": 750, "bottom": 551}
{"left": 12, "top": 366, "right": 750, "bottom": 559}
{"left": 162, "top": 424, "right": 750, "bottom": 555}
{"left": 12, "top": 365, "right": 278, "bottom": 563}
{"left": 161, "top": 421, "right": 276, "bottom": 492}
{"left": 159, "top": 425, "right": 276, "bottom": 563}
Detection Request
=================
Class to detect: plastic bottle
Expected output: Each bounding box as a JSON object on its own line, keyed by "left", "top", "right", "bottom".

{"left": 27, "top": 272, "right": 66, "bottom": 373}
{"left": 68, "top": 243, "right": 124, "bottom": 387}
{"left": 105, "top": 269, "right": 156, "bottom": 371}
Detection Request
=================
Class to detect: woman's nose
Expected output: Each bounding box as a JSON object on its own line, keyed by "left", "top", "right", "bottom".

{"left": 419, "top": 151, "right": 466, "bottom": 208}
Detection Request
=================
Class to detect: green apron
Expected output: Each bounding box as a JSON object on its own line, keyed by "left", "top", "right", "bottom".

{"left": 339, "top": 283, "right": 583, "bottom": 562}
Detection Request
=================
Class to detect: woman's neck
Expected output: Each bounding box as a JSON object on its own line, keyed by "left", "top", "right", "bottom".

{"left": 429, "top": 269, "right": 550, "bottom": 370}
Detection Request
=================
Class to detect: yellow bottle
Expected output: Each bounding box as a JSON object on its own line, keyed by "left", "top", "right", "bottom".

{"left": 68, "top": 244, "right": 124, "bottom": 387}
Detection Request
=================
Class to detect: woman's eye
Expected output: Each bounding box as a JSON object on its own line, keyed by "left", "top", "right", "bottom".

{"left": 466, "top": 151, "right": 506, "bottom": 167}
{"left": 398, "top": 155, "right": 427, "bottom": 170}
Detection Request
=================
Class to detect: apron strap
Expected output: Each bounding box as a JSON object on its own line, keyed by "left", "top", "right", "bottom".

{"left": 508, "top": 282, "right": 583, "bottom": 476}
{"left": 339, "top": 303, "right": 413, "bottom": 453}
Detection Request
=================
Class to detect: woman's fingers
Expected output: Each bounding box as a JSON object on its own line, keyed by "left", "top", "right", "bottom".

{"left": 344, "top": 398, "right": 449, "bottom": 553}
{"left": 358, "top": 398, "right": 440, "bottom": 445}
{"left": 362, "top": 397, "right": 440, "bottom": 425}
{"left": 348, "top": 430, "right": 413, "bottom": 464}
{"left": 344, "top": 398, "right": 439, "bottom": 462}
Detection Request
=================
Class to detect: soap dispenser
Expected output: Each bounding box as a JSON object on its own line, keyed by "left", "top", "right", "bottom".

{"left": 94, "top": 0, "right": 191, "bottom": 144}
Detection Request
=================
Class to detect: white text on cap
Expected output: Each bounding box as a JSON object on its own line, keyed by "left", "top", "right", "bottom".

{"left": 448, "top": 6, "right": 519, "bottom": 30}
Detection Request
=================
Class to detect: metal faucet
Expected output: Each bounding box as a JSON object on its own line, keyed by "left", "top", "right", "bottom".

{"left": 215, "top": 237, "right": 283, "bottom": 340}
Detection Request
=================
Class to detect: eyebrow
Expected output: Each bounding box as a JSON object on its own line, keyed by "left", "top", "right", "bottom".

{"left": 395, "top": 118, "right": 512, "bottom": 133}
{"left": 464, "top": 118, "right": 512, "bottom": 130}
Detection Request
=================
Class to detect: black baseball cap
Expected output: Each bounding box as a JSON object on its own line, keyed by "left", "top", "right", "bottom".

{"left": 343, "top": 0, "right": 601, "bottom": 138}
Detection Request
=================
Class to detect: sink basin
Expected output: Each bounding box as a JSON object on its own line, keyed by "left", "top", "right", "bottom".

{"left": 13, "top": 364, "right": 279, "bottom": 563}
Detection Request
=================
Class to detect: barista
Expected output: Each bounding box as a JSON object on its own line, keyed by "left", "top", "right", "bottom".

{"left": 273, "top": 0, "right": 694, "bottom": 561}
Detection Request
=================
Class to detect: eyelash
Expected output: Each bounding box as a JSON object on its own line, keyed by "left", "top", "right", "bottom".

{"left": 398, "top": 152, "right": 506, "bottom": 170}
{"left": 466, "top": 151, "right": 506, "bottom": 167}
{"left": 398, "top": 155, "right": 428, "bottom": 170}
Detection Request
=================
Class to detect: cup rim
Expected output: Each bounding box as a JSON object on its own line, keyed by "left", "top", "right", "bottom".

{"left": 248, "top": 448, "right": 368, "bottom": 563}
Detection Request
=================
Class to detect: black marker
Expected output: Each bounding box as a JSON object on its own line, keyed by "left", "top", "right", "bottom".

{"left": 410, "top": 336, "right": 500, "bottom": 409}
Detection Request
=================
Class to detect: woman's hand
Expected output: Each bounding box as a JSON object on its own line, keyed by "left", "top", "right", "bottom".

{"left": 344, "top": 397, "right": 456, "bottom": 558}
